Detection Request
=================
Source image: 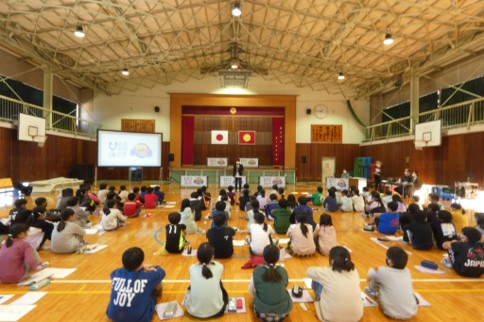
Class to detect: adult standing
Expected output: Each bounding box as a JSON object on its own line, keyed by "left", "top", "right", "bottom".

{"left": 233, "top": 159, "right": 244, "bottom": 192}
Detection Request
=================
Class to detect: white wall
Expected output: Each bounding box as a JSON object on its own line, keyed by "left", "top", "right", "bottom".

{"left": 93, "top": 76, "right": 369, "bottom": 144}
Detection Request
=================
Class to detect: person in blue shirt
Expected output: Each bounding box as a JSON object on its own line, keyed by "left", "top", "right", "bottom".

{"left": 290, "top": 196, "right": 316, "bottom": 229}
{"left": 372, "top": 201, "right": 400, "bottom": 234}
{"left": 107, "top": 247, "right": 166, "bottom": 322}
{"left": 322, "top": 188, "right": 338, "bottom": 213}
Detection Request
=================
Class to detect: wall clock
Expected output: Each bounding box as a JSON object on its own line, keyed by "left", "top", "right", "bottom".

{"left": 230, "top": 107, "right": 237, "bottom": 115}
{"left": 314, "top": 104, "right": 328, "bottom": 119}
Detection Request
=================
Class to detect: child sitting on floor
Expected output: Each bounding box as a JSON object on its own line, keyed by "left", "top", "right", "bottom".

{"left": 101, "top": 199, "right": 128, "bottom": 231}
{"left": 164, "top": 212, "right": 187, "bottom": 254}
{"left": 340, "top": 190, "right": 354, "bottom": 212}
{"left": 366, "top": 246, "right": 418, "bottom": 320}
{"left": 206, "top": 213, "right": 236, "bottom": 259}
{"left": 307, "top": 246, "right": 363, "bottom": 321}
{"left": 314, "top": 214, "right": 338, "bottom": 256}
{"left": 0, "top": 224, "right": 49, "bottom": 284}
{"left": 249, "top": 212, "right": 275, "bottom": 256}
{"left": 442, "top": 227, "right": 484, "bottom": 277}
{"left": 106, "top": 247, "right": 165, "bottom": 322}
{"left": 286, "top": 213, "right": 316, "bottom": 256}
{"left": 249, "top": 244, "right": 293, "bottom": 321}
{"left": 184, "top": 243, "right": 229, "bottom": 318}
{"left": 123, "top": 193, "right": 143, "bottom": 218}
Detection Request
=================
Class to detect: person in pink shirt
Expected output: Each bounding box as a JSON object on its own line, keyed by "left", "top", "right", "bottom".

{"left": 123, "top": 193, "right": 143, "bottom": 217}
{"left": 0, "top": 224, "right": 48, "bottom": 284}
{"left": 143, "top": 187, "right": 158, "bottom": 209}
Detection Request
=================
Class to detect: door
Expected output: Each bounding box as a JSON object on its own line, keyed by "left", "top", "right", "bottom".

{"left": 322, "top": 157, "right": 336, "bottom": 187}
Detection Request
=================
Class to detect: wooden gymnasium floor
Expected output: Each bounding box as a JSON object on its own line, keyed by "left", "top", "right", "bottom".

{"left": 0, "top": 182, "right": 483, "bottom": 322}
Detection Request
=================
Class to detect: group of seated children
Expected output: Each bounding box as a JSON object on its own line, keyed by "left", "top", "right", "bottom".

{"left": 108, "top": 241, "right": 427, "bottom": 322}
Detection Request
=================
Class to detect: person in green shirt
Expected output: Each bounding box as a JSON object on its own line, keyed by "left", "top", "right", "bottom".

{"left": 312, "top": 186, "right": 323, "bottom": 206}
{"left": 249, "top": 245, "right": 293, "bottom": 321}
{"left": 272, "top": 199, "right": 292, "bottom": 234}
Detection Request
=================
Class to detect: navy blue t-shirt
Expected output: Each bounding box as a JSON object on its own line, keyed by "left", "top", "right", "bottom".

{"left": 377, "top": 212, "right": 400, "bottom": 234}
{"left": 106, "top": 266, "right": 166, "bottom": 322}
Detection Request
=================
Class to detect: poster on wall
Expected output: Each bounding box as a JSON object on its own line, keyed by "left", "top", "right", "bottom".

{"left": 325, "top": 177, "right": 349, "bottom": 190}
{"left": 181, "top": 176, "right": 208, "bottom": 187}
{"left": 240, "top": 158, "right": 259, "bottom": 167}
{"left": 259, "top": 176, "right": 286, "bottom": 187}
{"left": 207, "top": 158, "right": 228, "bottom": 167}
{"left": 311, "top": 125, "right": 343, "bottom": 143}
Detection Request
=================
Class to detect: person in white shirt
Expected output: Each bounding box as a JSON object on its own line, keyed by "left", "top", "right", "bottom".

{"left": 185, "top": 243, "right": 228, "bottom": 318}
{"left": 256, "top": 190, "right": 268, "bottom": 210}
{"left": 366, "top": 246, "right": 418, "bottom": 320}
{"left": 351, "top": 189, "right": 365, "bottom": 212}
{"left": 118, "top": 185, "right": 129, "bottom": 203}
{"left": 340, "top": 190, "right": 354, "bottom": 212}
{"left": 307, "top": 246, "right": 363, "bottom": 322}
{"left": 97, "top": 183, "right": 109, "bottom": 204}
{"left": 101, "top": 200, "right": 127, "bottom": 231}
{"left": 249, "top": 212, "right": 275, "bottom": 256}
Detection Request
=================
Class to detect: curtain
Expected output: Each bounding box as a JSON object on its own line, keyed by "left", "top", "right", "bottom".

{"left": 182, "top": 115, "right": 195, "bottom": 165}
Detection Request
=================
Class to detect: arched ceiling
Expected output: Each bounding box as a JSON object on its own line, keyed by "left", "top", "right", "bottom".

{"left": 0, "top": 0, "right": 483, "bottom": 96}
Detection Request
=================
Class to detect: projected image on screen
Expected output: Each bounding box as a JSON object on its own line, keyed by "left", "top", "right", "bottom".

{"left": 98, "top": 130, "right": 162, "bottom": 167}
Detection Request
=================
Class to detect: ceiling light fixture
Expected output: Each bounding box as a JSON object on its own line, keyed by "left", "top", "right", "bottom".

{"left": 121, "top": 68, "right": 129, "bottom": 76}
{"left": 74, "top": 24, "right": 85, "bottom": 38}
{"left": 232, "top": 1, "right": 242, "bottom": 17}
{"left": 338, "top": 72, "right": 345, "bottom": 80}
{"left": 383, "top": 33, "right": 394, "bottom": 45}
{"left": 230, "top": 59, "right": 239, "bottom": 70}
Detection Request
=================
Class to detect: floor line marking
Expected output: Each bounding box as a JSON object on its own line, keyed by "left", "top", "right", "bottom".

{"left": 49, "top": 278, "right": 484, "bottom": 284}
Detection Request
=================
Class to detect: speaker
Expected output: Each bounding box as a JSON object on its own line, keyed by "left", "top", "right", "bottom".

{"left": 169, "top": 153, "right": 174, "bottom": 162}
{"left": 306, "top": 108, "right": 311, "bottom": 115}
{"left": 154, "top": 106, "right": 160, "bottom": 113}
{"left": 302, "top": 155, "right": 307, "bottom": 164}
{"left": 70, "top": 164, "right": 95, "bottom": 183}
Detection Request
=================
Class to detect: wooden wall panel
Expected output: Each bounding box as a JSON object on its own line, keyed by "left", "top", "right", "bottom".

{"left": 2, "top": 126, "right": 482, "bottom": 184}
{"left": 359, "top": 132, "right": 484, "bottom": 186}
{"left": 296, "top": 143, "right": 361, "bottom": 182}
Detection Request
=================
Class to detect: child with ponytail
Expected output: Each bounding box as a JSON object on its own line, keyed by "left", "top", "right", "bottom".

{"left": 249, "top": 212, "right": 275, "bottom": 256}
{"left": 307, "top": 246, "right": 363, "bottom": 322}
{"left": 26, "top": 206, "right": 54, "bottom": 250}
{"left": 0, "top": 224, "right": 48, "bottom": 283}
{"left": 286, "top": 213, "right": 316, "bottom": 256}
{"left": 185, "top": 243, "right": 228, "bottom": 318}
{"left": 50, "top": 208, "right": 86, "bottom": 253}
{"left": 101, "top": 199, "right": 127, "bottom": 231}
{"left": 249, "top": 244, "right": 293, "bottom": 321}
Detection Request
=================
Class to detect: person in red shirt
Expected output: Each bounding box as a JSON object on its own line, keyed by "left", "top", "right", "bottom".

{"left": 123, "top": 193, "right": 143, "bottom": 217}
{"left": 144, "top": 187, "right": 158, "bottom": 209}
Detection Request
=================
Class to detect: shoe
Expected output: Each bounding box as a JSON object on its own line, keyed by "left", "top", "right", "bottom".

{"left": 365, "top": 287, "right": 379, "bottom": 298}
{"left": 441, "top": 258, "right": 452, "bottom": 268}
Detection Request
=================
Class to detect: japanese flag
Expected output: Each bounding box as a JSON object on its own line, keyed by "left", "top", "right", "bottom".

{"left": 211, "top": 130, "right": 228, "bottom": 144}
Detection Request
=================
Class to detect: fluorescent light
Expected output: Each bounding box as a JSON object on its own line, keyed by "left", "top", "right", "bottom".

{"left": 383, "top": 33, "right": 394, "bottom": 45}
{"left": 338, "top": 72, "right": 345, "bottom": 80}
{"left": 121, "top": 68, "right": 129, "bottom": 76}
{"left": 232, "top": 2, "right": 241, "bottom": 17}
{"left": 74, "top": 24, "right": 85, "bottom": 38}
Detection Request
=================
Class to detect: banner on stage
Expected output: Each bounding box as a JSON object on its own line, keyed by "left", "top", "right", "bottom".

{"left": 207, "top": 158, "right": 228, "bottom": 167}
{"left": 240, "top": 158, "right": 258, "bottom": 167}
{"left": 220, "top": 176, "right": 247, "bottom": 187}
{"left": 259, "top": 176, "right": 286, "bottom": 188}
{"left": 181, "top": 175, "right": 208, "bottom": 187}
{"left": 325, "top": 177, "right": 349, "bottom": 190}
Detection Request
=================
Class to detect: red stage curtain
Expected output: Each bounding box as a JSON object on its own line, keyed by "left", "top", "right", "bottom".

{"left": 182, "top": 116, "right": 195, "bottom": 165}
{"left": 272, "top": 118, "right": 284, "bottom": 166}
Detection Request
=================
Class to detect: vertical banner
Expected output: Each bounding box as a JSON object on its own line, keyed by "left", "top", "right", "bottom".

{"left": 182, "top": 116, "right": 195, "bottom": 165}
{"left": 272, "top": 118, "right": 284, "bottom": 166}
